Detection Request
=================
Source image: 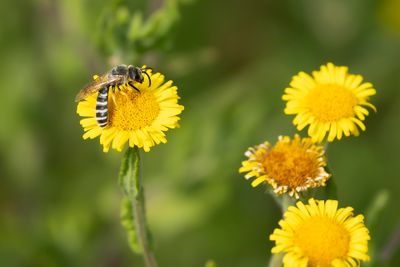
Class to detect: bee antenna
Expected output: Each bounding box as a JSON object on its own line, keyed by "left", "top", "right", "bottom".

{"left": 142, "top": 71, "right": 152, "bottom": 87}
{"left": 141, "top": 66, "right": 153, "bottom": 71}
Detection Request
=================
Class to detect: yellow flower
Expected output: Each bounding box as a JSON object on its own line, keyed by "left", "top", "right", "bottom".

{"left": 283, "top": 63, "right": 376, "bottom": 143}
{"left": 77, "top": 69, "right": 184, "bottom": 152}
{"left": 270, "top": 198, "right": 370, "bottom": 267}
{"left": 239, "top": 135, "right": 330, "bottom": 198}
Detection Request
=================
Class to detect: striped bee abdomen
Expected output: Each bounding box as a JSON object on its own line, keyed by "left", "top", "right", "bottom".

{"left": 96, "top": 87, "right": 109, "bottom": 128}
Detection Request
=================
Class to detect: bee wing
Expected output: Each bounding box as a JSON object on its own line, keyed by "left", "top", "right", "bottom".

{"left": 75, "top": 74, "right": 125, "bottom": 102}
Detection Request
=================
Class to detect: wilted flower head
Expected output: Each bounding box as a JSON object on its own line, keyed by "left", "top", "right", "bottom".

{"left": 239, "top": 135, "right": 330, "bottom": 198}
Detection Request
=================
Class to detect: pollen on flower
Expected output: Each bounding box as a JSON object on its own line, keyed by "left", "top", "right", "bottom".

{"left": 293, "top": 217, "right": 350, "bottom": 266}
{"left": 262, "top": 137, "right": 322, "bottom": 190}
{"left": 109, "top": 89, "right": 160, "bottom": 131}
{"left": 239, "top": 135, "right": 330, "bottom": 198}
{"left": 306, "top": 84, "right": 358, "bottom": 122}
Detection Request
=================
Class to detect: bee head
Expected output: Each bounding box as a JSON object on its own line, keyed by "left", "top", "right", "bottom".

{"left": 128, "top": 66, "right": 144, "bottom": 83}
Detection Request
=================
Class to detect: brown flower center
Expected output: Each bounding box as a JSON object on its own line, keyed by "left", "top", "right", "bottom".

{"left": 262, "top": 139, "right": 320, "bottom": 188}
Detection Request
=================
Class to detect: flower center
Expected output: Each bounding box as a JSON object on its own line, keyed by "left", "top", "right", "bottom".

{"left": 108, "top": 88, "right": 160, "bottom": 131}
{"left": 262, "top": 141, "right": 319, "bottom": 188}
{"left": 293, "top": 217, "right": 350, "bottom": 267}
{"left": 307, "top": 84, "right": 357, "bottom": 122}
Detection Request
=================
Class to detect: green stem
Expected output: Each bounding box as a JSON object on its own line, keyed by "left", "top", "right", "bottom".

{"left": 323, "top": 140, "right": 329, "bottom": 153}
{"left": 280, "top": 194, "right": 293, "bottom": 214}
{"left": 267, "top": 194, "right": 294, "bottom": 267}
{"left": 268, "top": 253, "right": 283, "bottom": 267}
{"left": 133, "top": 171, "right": 158, "bottom": 267}
{"left": 270, "top": 192, "right": 295, "bottom": 214}
{"left": 119, "top": 147, "right": 158, "bottom": 267}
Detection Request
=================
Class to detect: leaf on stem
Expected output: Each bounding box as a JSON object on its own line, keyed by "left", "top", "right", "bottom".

{"left": 118, "top": 147, "right": 140, "bottom": 201}
{"left": 120, "top": 196, "right": 142, "bottom": 253}
{"left": 118, "top": 147, "right": 155, "bottom": 255}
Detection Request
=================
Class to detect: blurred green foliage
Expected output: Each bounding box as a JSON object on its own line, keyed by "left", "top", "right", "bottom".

{"left": 96, "top": 0, "right": 187, "bottom": 62}
{"left": 0, "top": 0, "right": 400, "bottom": 266}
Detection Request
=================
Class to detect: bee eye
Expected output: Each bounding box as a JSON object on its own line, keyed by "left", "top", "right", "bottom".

{"left": 128, "top": 67, "right": 144, "bottom": 83}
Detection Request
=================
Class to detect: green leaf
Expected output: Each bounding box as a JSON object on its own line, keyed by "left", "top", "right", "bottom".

{"left": 119, "top": 148, "right": 142, "bottom": 253}
{"left": 365, "top": 189, "right": 389, "bottom": 229}
{"left": 95, "top": 0, "right": 190, "bottom": 60}
{"left": 120, "top": 196, "right": 142, "bottom": 253}
{"left": 363, "top": 190, "right": 389, "bottom": 267}
{"left": 118, "top": 147, "right": 155, "bottom": 255}
{"left": 118, "top": 147, "right": 140, "bottom": 201}
{"left": 119, "top": 148, "right": 144, "bottom": 253}
{"left": 127, "top": 12, "right": 143, "bottom": 41}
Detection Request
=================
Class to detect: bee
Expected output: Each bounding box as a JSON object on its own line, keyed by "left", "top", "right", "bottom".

{"left": 75, "top": 65, "right": 152, "bottom": 128}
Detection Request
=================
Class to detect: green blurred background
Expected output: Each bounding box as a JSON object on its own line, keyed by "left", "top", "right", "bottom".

{"left": 1, "top": 0, "right": 399, "bottom": 266}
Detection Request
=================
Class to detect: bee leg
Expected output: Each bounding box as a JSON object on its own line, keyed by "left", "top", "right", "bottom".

{"left": 141, "top": 66, "right": 153, "bottom": 71}
{"left": 129, "top": 82, "right": 141, "bottom": 93}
